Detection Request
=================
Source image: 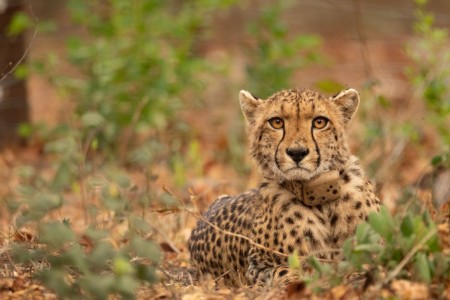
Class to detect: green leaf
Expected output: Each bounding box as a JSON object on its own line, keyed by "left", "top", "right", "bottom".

{"left": 400, "top": 215, "right": 415, "bottom": 237}
{"left": 27, "top": 193, "right": 63, "bottom": 212}
{"left": 159, "top": 193, "right": 179, "bottom": 207}
{"left": 129, "top": 216, "right": 151, "bottom": 235}
{"left": 426, "top": 231, "right": 440, "bottom": 252}
{"left": 84, "top": 228, "right": 108, "bottom": 242}
{"left": 307, "top": 256, "right": 323, "bottom": 274}
{"left": 113, "top": 256, "right": 133, "bottom": 275}
{"left": 377, "top": 95, "right": 391, "bottom": 108}
{"left": 314, "top": 80, "right": 345, "bottom": 94}
{"left": 37, "top": 20, "right": 57, "bottom": 33}
{"left": 16, "top": 184, "right": 37, "bottom": 198}
{"left": 44, "top": 137, "right": 77, "bottom": 155}
{"left": 135, "top": 264, "right": 158, "bottom": 282}
{"left": 288, "top": 250, "right": 301, "bottom": 269}
{"left": 113, "top": 274, "right": 138, "bottom": 298}
{"left": 294, "top": 35, "right": 321, "bottom": 48}
{"left": 11, "top": 244, "right": 33, "bottom": 264}
{"left": 431, "top": 155, "right": 443, "bottom": 166}
{"left": 368, "top": 206, "right": 393, "bottom": 241}
{"left": 16, "top": 210, "right": 45, "bottom": 227}
{"left": 79, "top": 273, "right": 114, "bottom": 299}
{"left": 88, "top": 241, "right": 115, "bottom": 269}
{"left": 81, "top": 111, "right": 105, "bottom": 128}
{"left": 14, "top": 64, "right": 28, "bottom": 79}
{"left": 17, "top": 123, "right": 33, "bottom": 138}
{"left": 107, "top": 170, "right": 131, "bottom": 188}
{"left": 16, "top": 165, "right": 35, "bottom": 179}
{"left": 39, "top": 222, "right": 75, "bottom": 248}
{"left": 342, "top": 239, "right": 353, "bottom": 260}
{"left": 60, "top": 246, "right": 89, "bottom": 273}
{"left": 52, "top": 161, "right": 74, "bottom": 191}
{"left": 414, "top": 252, "right": 432, "bottom": 283}
{"left": 39, "top": 269, "right": 74, "bottom": 297}
{"left": 415, "top": 0, "right": 428, "bottom": 6}
{"left": 130, "top": 238, "right": 161, "bottom": 263}
{"left": 355, "top": 222, "right": 372, "bottom": 242}
{"left": 102, "top": 190, "right": 126, "bottom": 211}
{"left": 128, "top": 146, "right": 153, "bottom": 165}
{"left": 353, "top": 243, "right": 382, "bottom": 253}
{"left": 8, "top": 12, "right": 33, "bottom": 36}
{"left": 87, "top": 176, "right": 108, "bottom": 189}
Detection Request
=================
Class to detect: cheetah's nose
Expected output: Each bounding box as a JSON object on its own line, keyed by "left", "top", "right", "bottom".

{"left": 286, "top": 147, "right": 309, "bottom": 163}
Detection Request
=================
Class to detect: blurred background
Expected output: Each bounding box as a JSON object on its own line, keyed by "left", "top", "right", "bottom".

{"left": 0, "top": 0, "right": 449, "bottom": 297}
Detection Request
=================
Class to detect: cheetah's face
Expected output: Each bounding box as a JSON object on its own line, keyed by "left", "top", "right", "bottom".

{"left": 240, "top": 88, "right": 359, "bottom": 181}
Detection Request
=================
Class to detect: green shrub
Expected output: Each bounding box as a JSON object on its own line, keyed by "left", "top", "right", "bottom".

{"left": 8, "top": 2, "right": 242, "bottom": 298}
{"left": 406, "top": 0, "right": 450, "bottom": 164}
{"left": 289, "top": 206, "right": 449, "bottom": 295}
{"left": 245, "top": 0, "right": 322, "bottom": 97}
{"left": 31, "top": 0, "right": 240, "bottom": 158}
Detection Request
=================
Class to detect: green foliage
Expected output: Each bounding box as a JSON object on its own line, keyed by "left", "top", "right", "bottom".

{"left": 355, "top": 0, "right": 450, "bottom": 182}
{"left": 245, "top": 0, "right": 322, "bottom": 97}
{"left": 293, "top": 205, "right": 449, "bottom": 294}
{"left": 8, "top": 0, "right": 449, "bottom": 298}
{"left": 8, "top": 1, "right": 249, "bottom": 297}
{"left": 10, "top": 159, "right": 163, "bottom": 298}
{"left": 406, "top": 0, "right": 450, "bottom": 158}
{"left": 7, "top": 12, "right": 33, "bottom": 36}
{"left": 33, "top": 0, "right": 238, "bottom": 157}
{"left": 16, "top": 238, "right": 160, "bottom": 299}
{"left": 314, "top": 80, "right": 346, "bottom": 95}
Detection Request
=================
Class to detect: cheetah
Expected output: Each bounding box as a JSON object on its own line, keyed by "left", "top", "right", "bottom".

{"left": 188, "top": 88, "right": 381, "bottom": 287}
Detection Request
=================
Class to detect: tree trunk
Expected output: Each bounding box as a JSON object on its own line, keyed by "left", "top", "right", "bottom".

{"left": 0, "top": 0, "right": 29, "bottom": 147}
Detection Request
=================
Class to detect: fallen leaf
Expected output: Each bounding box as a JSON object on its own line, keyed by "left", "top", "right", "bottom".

{"left": 390, "top": 280, "right": 430, "bottom": 300}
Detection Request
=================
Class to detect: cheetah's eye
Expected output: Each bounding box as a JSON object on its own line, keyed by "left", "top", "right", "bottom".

{"left": 268, "top": 117, "right": 284, "bottom": 129}
{"left": 312, "top": 117, "right": 329, "bottom": 129}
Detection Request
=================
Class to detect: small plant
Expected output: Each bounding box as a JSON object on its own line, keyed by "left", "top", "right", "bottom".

{"left": 9, "top": 154, "right": 166, "bottom": 298}
{"left": 406, "top": 0, "right": 450, "bottom": 164}
{"left": 289, "top": 205, "right": 449, "bottom": 296}
{"left": 30, "top": 0, "right": 240, "bottom": 159}
{"left": 6, "top": 1, "right": 249, "bottom": 297}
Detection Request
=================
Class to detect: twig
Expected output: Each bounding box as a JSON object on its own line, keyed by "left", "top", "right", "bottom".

{"left": 160, "top": 187, "right": 342, "bottom": 261}
{"left": 185, "top": 208, "right": 288, "bottom": 257}
{"left": 187, "top": 271, "right": 194, "bottom": 286}
{"left": 184, "top": 208, "right": 339, "bottom": 262}
{"left": 119, "top": 94, "right": 151, "bottom": 160}
{"left": 148, "top": 224, "right": 181, "bottom": 254}
{"left": 367, "top": 228, "right": 438, "bottom": 296}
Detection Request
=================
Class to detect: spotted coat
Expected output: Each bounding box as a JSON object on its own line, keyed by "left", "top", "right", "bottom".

{"left": 188, "top": 88, "right": 381, "bottom": 287}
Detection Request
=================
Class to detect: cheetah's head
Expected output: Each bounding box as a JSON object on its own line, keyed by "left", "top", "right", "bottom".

{"left": 240, "top": 88, "right": 359, "bottom": 182}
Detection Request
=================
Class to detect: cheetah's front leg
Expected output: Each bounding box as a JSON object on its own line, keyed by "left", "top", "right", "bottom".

{"left": 246, "top": 248, "right": 299, "bottom": 287}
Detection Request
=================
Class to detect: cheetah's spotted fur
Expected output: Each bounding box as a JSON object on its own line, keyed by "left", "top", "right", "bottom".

{"left": 188, "top": 88, "right": 381, "bottom": 287}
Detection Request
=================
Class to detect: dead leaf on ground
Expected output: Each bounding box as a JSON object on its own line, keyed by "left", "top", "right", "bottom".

{"left": 13, "top": 228, "right": 35, "bottom": 243}
{"left": 390, "top": 279, "right": 430, "bottom": 300}
{"left": 330, "top": 285, "right": 359, "bottom": 300}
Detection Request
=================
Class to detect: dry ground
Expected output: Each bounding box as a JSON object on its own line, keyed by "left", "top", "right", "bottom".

{"left": 1, "top": 1, "right": 450, "bottom": 299}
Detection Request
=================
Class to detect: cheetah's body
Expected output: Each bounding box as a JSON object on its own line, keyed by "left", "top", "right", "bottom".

{"left": 188, "top": 88, "right": 381, "bottom": 287}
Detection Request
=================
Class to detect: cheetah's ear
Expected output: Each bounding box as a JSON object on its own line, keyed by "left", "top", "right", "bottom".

{"left": 330, "top": 88, "right": 360, "bottom": 125}
{"left": 240, "top": 90, "right": 262, "bottom": 123}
